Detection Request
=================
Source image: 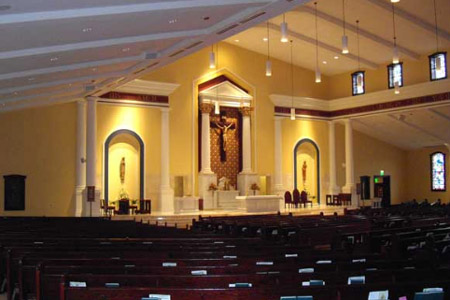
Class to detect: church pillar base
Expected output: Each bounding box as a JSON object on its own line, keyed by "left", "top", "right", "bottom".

{"left": 82, "top": 189, "right": 102, "bottom": 217}
{"left": 198, "top": 173, "right": 217, "bottom": 210}
{"left": 237, "top": 173, "right": 259, "bottom": 196}
{"left": 159, "top": 187, "right": 174, "bottom": 214}
{"left": 273, "top": 184, "right": 285, "bottom": 196}
{"left": 74, "top": 186, "right": 85, "bottom": 217}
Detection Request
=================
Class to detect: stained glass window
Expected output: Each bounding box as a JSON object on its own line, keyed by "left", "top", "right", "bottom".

{"left": 388, "top": 63, "right": 403, "bottom": 89}
{"left": 351, "top": 71, "right": 365, "bottom": 96}
{"left": 429, "top": 52, "right": 447, "bottom": 81}
{"left": 431, "top": 152, "right": 446, "bottom": 191}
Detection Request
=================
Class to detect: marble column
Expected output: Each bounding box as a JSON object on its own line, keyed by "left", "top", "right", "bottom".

{"left": 237, "top": 106, "right": 258, "bottom": 196}
{"left": 273, "top": 117, "right": 284, "bottom": 195}
{"left": 159, "top": 108, "right": 174, "bottom": 213}
{"left": 200, "top": 103, "right": 214, "bottom": 174}
{"left": 85, "top": 96, "right": 100, "bottom": 216}
{"left": 328, "top": 121, "right": 339, "bottom": 195}
{"left": 198, "top": 103, "right": 216, "bottom": 208}
{"left": 75, "top": 99, "right": 86, "bottom": 216}
{"left": 240, "top": 106, "right": 253, "bottom": 174}
{"left": 342, "top": 119, "right": 357, "bottom": 206}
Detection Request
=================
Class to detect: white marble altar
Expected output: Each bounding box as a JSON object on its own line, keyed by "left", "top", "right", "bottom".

{"left": 174, "top": 196, "right": 200, "bottom": 214}
{"left": 236, "top": 195, "right": 283, "bottom": 213}
{"left": 215, "top": 190, "right": 241, "bottom": 210}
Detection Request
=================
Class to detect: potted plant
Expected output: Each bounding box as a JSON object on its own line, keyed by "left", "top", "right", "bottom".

{"left": 250, "top": 183, "right": 260, "bottom": 196}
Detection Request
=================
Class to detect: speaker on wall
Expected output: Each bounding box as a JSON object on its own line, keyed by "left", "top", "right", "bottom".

{"left": 4, "top": 175, "right": 26, "bottom": 211}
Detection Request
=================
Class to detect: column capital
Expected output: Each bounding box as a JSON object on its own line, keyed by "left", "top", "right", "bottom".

{"left": 86, "top": 96, "right": 99, "bottom": 103}
{"left": 239, "top": 106, "right": 253, "bottom": 117}
{"left": 199, "top": 103, "right": 213, "bottom": 114}
{"left": 77, "top": 98, "right": 87, "bottom": 105}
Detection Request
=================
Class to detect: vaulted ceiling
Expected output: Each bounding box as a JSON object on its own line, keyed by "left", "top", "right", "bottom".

{"left": 0, "top": 0, "right": 308, "bottom": 110}
{"left": 226, "top": 0, "right": 450, "bottom": 76}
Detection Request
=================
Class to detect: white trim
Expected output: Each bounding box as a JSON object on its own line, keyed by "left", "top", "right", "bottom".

{"left": 270, "top": 78, "right": 450, "bottom": 117}
{"left": 114, "top": 79, "right": 180, "bottom": 96}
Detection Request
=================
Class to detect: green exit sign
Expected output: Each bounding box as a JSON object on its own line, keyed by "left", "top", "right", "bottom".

{"left": 380, "top": 170, "right": 385, "bottom": 176}
{"left": 374, "top": 178, "right": 379, "bottom": 183}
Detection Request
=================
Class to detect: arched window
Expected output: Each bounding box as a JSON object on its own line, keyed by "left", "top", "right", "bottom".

{"left": 431, "top": 152, "right": 446, "bottom": 191}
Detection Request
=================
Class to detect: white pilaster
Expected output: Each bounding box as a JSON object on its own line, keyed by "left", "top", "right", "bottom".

{"left": 159, "top": 108, "right": 174, "bottom": 213}
{"left": 75, "top": 99, "right": 86, "bottom": 217}
{"left": 328, "top": 121, "right": 340, "bottom": 195}
{"left": 241, "top": 113, "right": 252, "bottom": 173}
{"left": 200, "top": 105, "right": 213, "bottom": 174}
{"left": 273, "top": 117, "right": 284, "bottom": 195}
{"left": 342, "top": 119, "right": 357, "bottom": 206}
{"left": 85, "top": 96, "right": 101, "bottom": 216}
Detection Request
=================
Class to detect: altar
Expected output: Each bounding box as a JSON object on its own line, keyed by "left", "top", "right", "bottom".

{"left": 236, "top": 195, "right": 283, "bottom": 213}
{"left": 214, "top": 190, "right": 241, "bottom": 210}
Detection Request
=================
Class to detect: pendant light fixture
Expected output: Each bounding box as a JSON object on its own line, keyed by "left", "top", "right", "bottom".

{"left": 280, "top": 14, "right": 289, "bottom": 43}
{"left": 394, "top": 81, "right": 400, "bottom": 94}
{"left": 290, "top": 40, "right": 295, "bottom": 121}
{"left": 314, "top": 2, "right": 321, "bottom": 83}
{"left": 265, "top": 22, "right": 272, "bottom": 77}
{"left": 356, "top": 20, "right": 363, "bottom": 90}
{"left": 341, "top": 0, "right": 349, "bottom": 54}
{"left": 391, "top": 3, "right": 399, "bottom": 64}
{"left": 433, "top": 0, "right": 442, "bottom": 72}
{"left": 390, "top": 0, "right": 400, "bottom": 3}
{"left": 209, "top": 44, "right": 215, "bottom": 69}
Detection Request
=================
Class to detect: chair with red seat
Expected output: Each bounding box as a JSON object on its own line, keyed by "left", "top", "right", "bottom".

{"left": 284, "top": 191, "right": 293, "bottom": 209}
{"left": 292, "top": 188, "right": 301, "bottom": 208}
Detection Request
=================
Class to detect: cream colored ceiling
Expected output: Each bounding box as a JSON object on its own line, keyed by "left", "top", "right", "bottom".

{"left": 226, "top": 0, "right": 450, "bottom": 76}
{"left": 0, "top": 0, "right": 309, "bottom": 110}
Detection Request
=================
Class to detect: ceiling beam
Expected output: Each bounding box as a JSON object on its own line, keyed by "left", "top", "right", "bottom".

{"left": 0, "top": 0, "right": 272, "bottom": 25}
{"left": 352, "top": 118, "right": 410, "bottom": 150}
{"left": 387, "top": 113, "right": 447, "bottom": 143}
{"left": 296, "top": 6, "right": 420, "bottom": 60}
{"left": 428, "top": 108, "right": 450, "bottom": 123}
{"left": 265, "top": 23, "right": 379, "bottom": 69}
{"left": 365, "top": 0, "right": 450, "bottom": 42}
{"left": 0, "top": 29, "right": 204, "bottom": 60}
{"left": 0, "top": 54, "right": 148, "bottom": 81}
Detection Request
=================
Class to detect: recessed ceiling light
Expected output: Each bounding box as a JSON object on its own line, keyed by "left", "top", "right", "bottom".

{"left": 0, "top": 5, "right": 11, "bottom": 11}
{"left": 234, "top": 39, "right": 240, "bottom": 42}
{"left": 92, "top": 68, "right": 97, "bottom": 72}
{"left": 50, "top": 57, "right": 58, "bottom": 62}
{"left": 168, "top": 19, "right": 177, "bottom": 24}
{"left": 122, "top": 47, "right": 130, "bottom": 52}
{"left": 263, "top": 37, "right": 268, "bottom": 42}
{"left": 82, "top": 27, "right": 92, "bottom": 33}
{"left": 322, "top": 61, "right": 327, "bottom": 64}
{"left": 28, "top": 77, "right": 35, "bottom": 81}
{"left": 334, "top": 56, "right": 339, "bottom": 60}
{"left": 13, "top": 92, "right": 18, "bottom": 95}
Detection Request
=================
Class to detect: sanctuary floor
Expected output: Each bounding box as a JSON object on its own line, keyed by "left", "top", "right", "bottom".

{"left": 112, "top": 204, "right": 349, "bottom": 229}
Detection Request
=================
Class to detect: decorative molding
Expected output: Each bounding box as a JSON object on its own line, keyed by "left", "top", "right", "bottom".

{"left": 199, "top": 76, "right": 252, "bottom": 108}
{"left": 198, "top": 74, "right": 249, "bottom": 93}
{"left": 114, "top": 79, "right": 180, "bottom": 96}
{"left": 239, "top": 106, "right": 253, "bottom": 116}
{"left": 99, "top": 91, "right": 169, "bottom": 108}
{"left": 272, "top": 79, "right": 450, "bottom": 119}
{"left": 199, "top": 103, "right": 214, "bottom": 114}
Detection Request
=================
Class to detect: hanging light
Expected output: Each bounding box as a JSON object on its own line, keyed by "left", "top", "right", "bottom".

{"left": 280, "top": 14, "right": 288, "bottom": 43}
{"left": 341, "top": 0, "right": 349, "bottom": 54}
{"left": 265, "top": 22, "right": 272, "bottom": 76}
{"left": 394, "top": 81, "right": 400, "bottom": 94}
{"left": 314, "top": 2, "right": 321, "bottom": 83}
{"left": 209, "top": 45, "right": 215, "bottom": 69}
{"left": 433, "top": 0, "right": 441, "bottom": 72}
{"left": 356, "top": 20, "right": 363, "bottom": 91}
{"left": 289, "top": 40, "right": 295, "bottom": 120}
{"left": 391, "top": 4, "right": 400, "bottom": 64}
{"left": 390, "top": 0, "right": 400, "bottom": 2}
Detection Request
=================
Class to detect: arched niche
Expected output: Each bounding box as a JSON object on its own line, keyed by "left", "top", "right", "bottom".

{"left": 104, "top": 129, "right": 144, "bottom": 204}
{"left": 294, "top": 138, "right": 320, "bottom": 204}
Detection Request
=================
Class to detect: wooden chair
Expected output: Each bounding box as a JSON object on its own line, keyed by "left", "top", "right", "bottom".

{"left": 100, "top": 199, "right": 115, "bottom": 216}
{"left": 292, "top": 188, "right": 301, "bottom": 208}
{"left": 326, "top": 194, "right": 332, "bottom": 206}
{"left": 137, "top": 199, "right": 151, "bottom": 214}
{"left": 284, "top": 191, "right": 292, "bottom": 209}
{"left": 118, "top": 199, "right": 129, "bottom": 215}
{"left": 339, "top": 193, "right": 352, "bottom": 206}
{"left": 300, "top": 190, "right": 313, "bottom": 208}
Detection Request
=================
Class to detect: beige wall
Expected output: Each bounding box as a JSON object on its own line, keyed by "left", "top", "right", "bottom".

{"left": 327, "top": 48, "right": 449, "bottom": 99}
{"left": 0, "top": 103, "right": 76, "bottom": 216}
{"left": 406, "top": 146, "right": 450, "bottom": 203}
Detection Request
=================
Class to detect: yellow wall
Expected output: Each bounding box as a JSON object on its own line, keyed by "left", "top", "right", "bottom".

{"left": 327, "top": 48, "right": 449, "bottom": 99}
{"left": 406, "top": 146, "right": 450, "bottom": 203}
{"left": 335, "top": 124, "right": 408, "bottom": 204}
{"left": 96, "top": 104, "right": 162, "bottom": 210}
{"left": 0, "top": 103, "right": 76, "bottom": 216}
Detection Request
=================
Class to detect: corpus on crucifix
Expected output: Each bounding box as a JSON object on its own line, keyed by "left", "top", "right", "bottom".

{"left": 211, "top": 111, "right": 235, "bottom": 162}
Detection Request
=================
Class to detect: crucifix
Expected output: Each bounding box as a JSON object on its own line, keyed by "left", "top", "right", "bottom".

{"left": 211, "top": 111, "right": 236, "bottom": 162}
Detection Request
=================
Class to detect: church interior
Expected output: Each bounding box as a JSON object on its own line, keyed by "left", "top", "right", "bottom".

{"left": 0, "top": 0, "right": 450, "bottom": 299}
